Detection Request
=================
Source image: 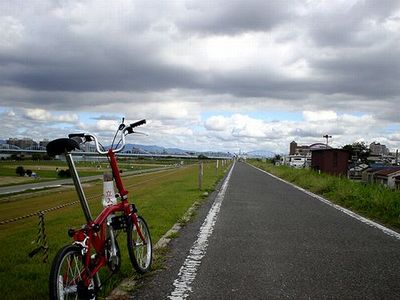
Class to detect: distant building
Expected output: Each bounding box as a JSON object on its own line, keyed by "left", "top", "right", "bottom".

{"left": 362, "top": 166, "right": 388, "bottom": 184}
{"left": 7, "top": 138, "right": 37, "bottom": 149}
{"left": 289, "top": 155, "right": 307, "bottom": 168}
{"left": 287, "top": 141, "right": 331, "bottom": 169}
{"left": 374, "top": 167, "right": 400, "bottom": 189}
{"left": 289, "top": 141, "right": 330, "bottom": 156}
{"left": 80, "top": 143, "right": 96, "bottom": 152}
{"left": 311, "top": 149, "right": 350, "bottom": 176}
{"left": 363, "top": 166, "right": 400, "bottom": 189}
{"left": 39, "top": 139, "right": 49, "bottom": 148}
{"left": 348, "top": 163, "right": 369, "bottom": 180}
{"left": 369, "top": 142, "right": 389, "bottom": 156}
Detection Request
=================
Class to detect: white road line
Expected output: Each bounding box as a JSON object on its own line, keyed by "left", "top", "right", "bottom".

{"left": 251, "top": 164, "right": 400, "bottom": 240}
{"left": 168, "top": 162, "right": 235, "bottom": 300}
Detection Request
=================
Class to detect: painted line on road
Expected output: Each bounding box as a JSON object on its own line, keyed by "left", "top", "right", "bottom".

{"left": 250, "top": 164, "right": 400, "bottom": 241}
{"left": 168, "top": 162, "right": 235, "bottom": 300}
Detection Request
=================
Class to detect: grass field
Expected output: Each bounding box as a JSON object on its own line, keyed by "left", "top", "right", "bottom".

{"left": 0, "top": 158, "right": 182, "bottom": 186}
{"left": 249, "top": 160, "right": 400, "bottom": 230}
{"left": 0, "top": 160, "right": 230, "bottom": 299}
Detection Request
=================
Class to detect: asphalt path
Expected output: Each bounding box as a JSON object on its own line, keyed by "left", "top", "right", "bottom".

{"left": 132, "top": 161, "right": 400, "bottom": 299}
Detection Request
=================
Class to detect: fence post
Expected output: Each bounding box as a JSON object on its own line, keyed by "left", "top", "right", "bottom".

{"left": 198, "top": 161, "right": 203, "bottom": 190}
{"left": 29, "top": 211, "right": 49, "bottom": 263}
{"left": 216, "top": 160, "right": 219, "bottom": 176}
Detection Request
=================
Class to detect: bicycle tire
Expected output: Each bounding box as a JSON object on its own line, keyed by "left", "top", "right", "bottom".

{"left": 127, "top": 216, "right": 153, "bottom": 274}
{"left": 49, "top": 245, "right": 97, "bottom": 300}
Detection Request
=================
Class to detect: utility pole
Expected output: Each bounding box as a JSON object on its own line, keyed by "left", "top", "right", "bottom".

{"left": 323, "top": 135, "right": 332, "bottom": 148}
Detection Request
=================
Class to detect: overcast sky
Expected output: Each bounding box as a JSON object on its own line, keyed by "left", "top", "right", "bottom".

{"left": 0, "top": 0, "right": 399, "bottom": 154}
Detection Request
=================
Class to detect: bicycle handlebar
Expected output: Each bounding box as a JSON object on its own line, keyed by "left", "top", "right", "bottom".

{"left": 130, "top": 119, "right": 146, "bottom": 128}
{"left": 68, "top": 119, "right": 146, "bottom": 155}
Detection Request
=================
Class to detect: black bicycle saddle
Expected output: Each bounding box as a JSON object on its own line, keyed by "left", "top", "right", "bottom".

{"left": 46, "top": 138, "right": 80, "bottom": 157}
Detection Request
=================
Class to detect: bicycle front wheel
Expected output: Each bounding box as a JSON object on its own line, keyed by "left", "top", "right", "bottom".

{"left": 127, "top": 216, "right": 152, "bottom": 274}
{"left": 49, "top": 245, "right": 97, "bottom": 300}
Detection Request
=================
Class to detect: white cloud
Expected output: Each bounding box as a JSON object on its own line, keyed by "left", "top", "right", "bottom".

{"left": 0, "top": 16, "right": 24, "bottom": 49}
{"left": 24, "top": 109, "right": 79, "bottom": 123}
{"left": 95, "top": 120, "right": 119, "bottom": 132}
{"left": 303, "top": 110, "right": 338, "bottom": 122}
{"left": 25, "top": 109, "right": 52, "bottom": 121}
{"left": 204, "top": 116, "right": 228, "bottom": 131}
{"left": 389, "top": 133, "right": 400, "bottom": 142}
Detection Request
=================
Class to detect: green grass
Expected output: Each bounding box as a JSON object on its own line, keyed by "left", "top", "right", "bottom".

{"left": 0, "top": 161, "right": 102, "bottom": 178}
{"left": 0, "top": 160, "right": 230, "bottom": 299}
{"left": 249, "top": 160, "right": 400, "bottom": 230}
{"left": 0, "top": 159, "right": 177, "bottom": 188}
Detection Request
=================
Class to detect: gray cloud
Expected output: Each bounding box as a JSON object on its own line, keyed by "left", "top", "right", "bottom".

{"left": 306, "top": 0, "right": 400, "bottom": 47}
{"left": 0, "top": 0, "right": 399, "bottom": 109}
{"left": 0, "top": 0, "right": 399, "bottom": 152}
{"left": 177, "top": 0, "right": 294, "bottom": 35}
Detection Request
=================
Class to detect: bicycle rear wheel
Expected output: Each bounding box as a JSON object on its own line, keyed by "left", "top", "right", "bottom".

{"left": 127, "top": 216, "right": 152, "bottom": 274}
{"left": 49, "top": 245, "right": 97, "bottom": 300}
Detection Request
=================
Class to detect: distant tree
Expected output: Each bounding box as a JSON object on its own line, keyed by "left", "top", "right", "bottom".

{"left": 11, "top": 154, "right": 21, "bottom": 161}
{"left": 42, "top": 154, "right": 52, "bottom": 160}
{"left": 272, "top": 154, "right": 281, "bottom": 164}
{"left": 32, "top": 153, "right": 44, "bottom": 161}
{"left": 26, "top": 169, "right": 33, "bottom": 177}
{"left": 57, "top": 169, "right": 71, "bottom": 178}
{"left": 342, "top": 142, "right": 370, "bottom": 164}
{"left": 16, "top": 166, "right": 25, "bottom": 176}
{"left": 197, "top": 154, "right": 208, "bottom": 160}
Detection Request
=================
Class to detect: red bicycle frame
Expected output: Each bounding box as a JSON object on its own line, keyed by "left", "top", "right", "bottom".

{"left": 67, "top": 149, "right": 147, "bottom": 286}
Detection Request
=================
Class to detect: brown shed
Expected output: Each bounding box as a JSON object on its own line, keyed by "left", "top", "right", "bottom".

{"left": 311, "top": 149, "right": 350, "bottom": 176}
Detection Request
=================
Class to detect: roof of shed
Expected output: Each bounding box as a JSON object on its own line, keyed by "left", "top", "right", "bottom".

{"left": 375, "top": 167, "right": 400, "bottom": 176}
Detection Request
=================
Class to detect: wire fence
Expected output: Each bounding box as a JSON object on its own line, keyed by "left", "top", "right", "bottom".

{"left": 0, "top": 167, "right": 183, "bottom": 226}
{"left": 0, "top": 166, "right": 186, "bottom": 263}
{"left": 0, "top": 162, "right": 227, "bottom": 265}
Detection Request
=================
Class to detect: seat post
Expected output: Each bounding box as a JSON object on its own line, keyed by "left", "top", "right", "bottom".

{"left": 65, "top": 152, "right": 93, "bottom": 222}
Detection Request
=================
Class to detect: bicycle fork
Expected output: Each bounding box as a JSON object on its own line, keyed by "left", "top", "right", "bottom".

{"left": 107, "top": 216, "right": 118, "bottom": 258}
{"left": 131, "top": 213, "right": 147, "bottom": 245}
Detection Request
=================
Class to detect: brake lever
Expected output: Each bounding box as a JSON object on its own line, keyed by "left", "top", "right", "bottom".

{"left": 132, "top": 131, "right": 148, "bottom": 136}
{"left": 118, "top": 117, "right": 126, "bottom": 131}
{"left": 118, "top": 123, "right": 126, "bottom": 131}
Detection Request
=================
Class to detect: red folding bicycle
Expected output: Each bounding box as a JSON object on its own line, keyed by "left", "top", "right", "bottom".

{"left": 47, "top": 119, "right": 152, "bottom": 300}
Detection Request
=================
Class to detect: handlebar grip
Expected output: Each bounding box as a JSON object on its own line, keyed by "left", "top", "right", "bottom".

{"left": 68, "top": 133, "right": 85, "bottom": 138}
{"left": 130, "top": 119, "right": 146, "bottom": 128}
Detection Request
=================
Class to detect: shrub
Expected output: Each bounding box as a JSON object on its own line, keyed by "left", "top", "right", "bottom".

{"left": 57, "top": 169, "right": 71, "bottom": 178}
{"left": 26, "top": 169, "right": 33, "bottom": 177}
{"left": 15, "top": 166, "right": 25, "bottom": 176}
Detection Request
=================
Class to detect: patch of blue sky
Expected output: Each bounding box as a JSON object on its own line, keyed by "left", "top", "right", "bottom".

{"left": 384, "top": 124, "right": 400, "bottom": 133}
{"left": 248, "top": 111, "right": 303, "bottom": 122}
{"left": 342, "top": 111, "right": 368, "bottom": 117}
{"left": 78, "top": 112, "right": 122, "bottom": 123}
